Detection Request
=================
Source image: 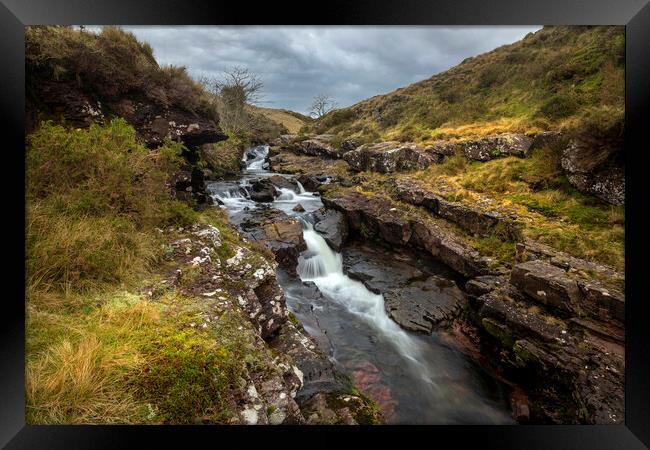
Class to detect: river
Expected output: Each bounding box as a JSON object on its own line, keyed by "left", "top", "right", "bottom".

{"left": 208, "top": 145, "right": 513, "bottom": 424}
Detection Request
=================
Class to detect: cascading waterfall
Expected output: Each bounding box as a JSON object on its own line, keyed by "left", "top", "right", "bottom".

{"left": 296, "top": 180, "right": 306, "bottom": 194}
{"left": 297, "top": 221, "right": 429, "bottom": 369}
{"left": 208, "top": 145, "right": 513, "bottom": 424}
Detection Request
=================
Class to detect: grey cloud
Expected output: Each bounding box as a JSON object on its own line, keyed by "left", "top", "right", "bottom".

{"left": 116, "top": 25, "right": 540, "bottom": 115}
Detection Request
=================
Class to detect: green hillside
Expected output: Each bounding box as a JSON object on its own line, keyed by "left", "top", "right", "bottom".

{"left": 309, "top": 26, "right": 624, "bottom": 143}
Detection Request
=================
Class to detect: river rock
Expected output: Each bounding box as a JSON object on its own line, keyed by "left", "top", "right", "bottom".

{"left": 342, "top": 241, "right": 465, "bottom": 332}
{"left": 249, "top": 178, "right": 279, "bottom": 202}
{"left": 384, "top": 276, "right": 467, "bottom": 333}
{"left": 240, "top": 207, "right": 306, "bottom": 268}
{"left": 311, "top": 208, "right": 348, "bottom": 251}
{"left": 268, "top": 175, "right": 300, "bottom": 192}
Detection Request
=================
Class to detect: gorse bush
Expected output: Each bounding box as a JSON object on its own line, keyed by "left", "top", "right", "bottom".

{"left": 26, "top": 119, "right": 199, "bottom": 292}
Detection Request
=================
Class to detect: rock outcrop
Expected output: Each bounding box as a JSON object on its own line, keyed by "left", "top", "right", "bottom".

{"left": 156, "top": 223, "right": 379, "bottom": 424}
{"left": 459, "top": 133, "right": 533, "bottom": 161}
{"left": 240, "top": 207, "right": 307, "bottom": 268}
{"left": 476, "top": 282, "right": 624, "bottom": 424}
{"left": 395, "top": 179, "right": 522, "bottom": 239}
{"left": 561, "top": 139, "right": 624, "bottom": 205}
{"left": 322, "top": 189, "right": 497, "bottom": 278}
{"left": 344, "top": 141, "right": 443, "bottom": 173}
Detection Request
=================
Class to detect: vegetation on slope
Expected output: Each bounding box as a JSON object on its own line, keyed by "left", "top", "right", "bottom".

{"left": 308, "top": 26, "right": 624, "bottom": 143}
{"left": 247, "top": 105, "right": 312, "bottom": 134}
{"left": 24, "top": 120, "right": 291, "bottom": 423}
{"left": 26, "top": 26, "right": 217, "bottom": 122}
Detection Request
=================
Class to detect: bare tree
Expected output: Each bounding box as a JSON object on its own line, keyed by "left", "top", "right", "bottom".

{"left": 200, "top": 66, "right": 264, "bottom": 135}
{"left": 310, "top": 94, "right": 337, "bottom": 118}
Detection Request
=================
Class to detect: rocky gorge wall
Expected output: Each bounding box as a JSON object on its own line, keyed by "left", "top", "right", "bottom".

{"left": 266, "top": 135, "right": 625, "bottom": 424}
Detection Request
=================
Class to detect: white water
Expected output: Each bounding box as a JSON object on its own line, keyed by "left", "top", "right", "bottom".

{"left": 297, "top": 222, "right": 430, "bottom": 370}
{"left": 209, "top": 145, "right": 513, "bottom": 424}
{"left": 244, "top": 146, "right": 268, "bottom": 172}
{"left": 296, "top": 180, "right": 306, "bottom": 194}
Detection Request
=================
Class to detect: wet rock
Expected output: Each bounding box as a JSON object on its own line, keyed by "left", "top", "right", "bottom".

{"left": 249, "top": 178, "right": 279, "bottom": 203}
{"left": 344, "top": 141, "right": 442, "bottom": 173}
{"left": 240, "top": 208, "right": 306, "bottom": 268}
{"left": 342, "top": 241, "right": 465, "bottom": 332}
{"left": 311, "top": 208, "right": 349, "bottom": 251}
{"left": 460, "top": 134, "right": 533, "bottom": 161}
{"left": 510, "top": 260, "right": 582, "bottom": 315}
{"left": 268, "top": 175, "right": 300, "bottom": 192}
{"left": 384, "top": 276, "right": 467, "bottom": 333}
{"left": 293, "top": 203, "right": 305, "bottom": 212}
{"left": 323, "top": 190, "right": 495, "bottom": 278}
{"left": 297, "top": 174, "right": 322, "bottom": 192}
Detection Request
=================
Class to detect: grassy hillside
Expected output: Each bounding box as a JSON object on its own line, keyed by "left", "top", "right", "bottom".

{"left": 309, "top": 26, "right": 624, "bottom": 143}
{"left": 247, "top": 105, "right": 312, "bottom": 134}
{"left": 24, "top": 28, "right": 301, "bottom": 424}
{"left": 26, "top": 26, "right": 217, "bottom": 125}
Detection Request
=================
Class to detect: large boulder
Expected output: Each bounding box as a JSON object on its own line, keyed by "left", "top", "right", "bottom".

{"left": 267, "top": 175, "right": 301, "bottom": 192}
{"left": 249, "top": 178, "right": 279, "bottom": 203}
{"left": 240, "top": 207, "right": 306, "bottom": 268}
{"left": 311, "top": 208, "right": 349, "bottom": 251}
{"left": 561, "top": 140, "right": 624, "bottom": 205}
{"left": 344, "top": 141, "right": 442, "bottom": 173}
{"left": 460, "top": 134, "right": 533, "bottom": 161}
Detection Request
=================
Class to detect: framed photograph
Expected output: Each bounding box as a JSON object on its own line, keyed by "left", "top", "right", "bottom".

{"left": 2, "top": 0, "right": 649, "bottom": 447}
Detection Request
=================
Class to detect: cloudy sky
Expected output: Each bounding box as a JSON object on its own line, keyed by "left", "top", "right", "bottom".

{"left": 118, "top": 26, "right": 541, "bottom": 115}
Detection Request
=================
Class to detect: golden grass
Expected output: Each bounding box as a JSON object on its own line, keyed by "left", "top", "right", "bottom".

{"left": 247, "top": 105, "right": 307, "bottom": 134}
{"left": 26, "top": 293, "right": 158, "bottom": 424}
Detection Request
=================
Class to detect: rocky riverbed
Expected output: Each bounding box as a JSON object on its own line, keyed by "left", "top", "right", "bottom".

{"left": 258, "top": 135, "right": 625, "bottom": 425}
{"left": 208, "top": 145, "right": 516, "bottom": 424}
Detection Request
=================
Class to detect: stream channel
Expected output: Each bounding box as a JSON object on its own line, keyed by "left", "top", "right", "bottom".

{"left": 208, "top": 145, "right": 514, "bottom": 424}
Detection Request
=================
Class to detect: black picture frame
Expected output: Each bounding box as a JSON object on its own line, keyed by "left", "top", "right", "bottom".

{"left": 2, "top": 0, "right": 649, "bottom": 448}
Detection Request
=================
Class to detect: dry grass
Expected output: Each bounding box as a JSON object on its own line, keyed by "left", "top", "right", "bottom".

{"left": 26, "top": 293, "right": 158, "bottom": 424}
{"left": 247, "top": 105, "right": 308, "bottom": 134}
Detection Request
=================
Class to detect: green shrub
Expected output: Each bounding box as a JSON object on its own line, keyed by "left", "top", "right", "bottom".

{"left": 536, "top": 94, "right": 579, "bottom": 119}
{"left": 27, "top": 118, "right": 185, "bottom": 227}
{"left": 26, "top": 119, "right": 197, "bottom": 293}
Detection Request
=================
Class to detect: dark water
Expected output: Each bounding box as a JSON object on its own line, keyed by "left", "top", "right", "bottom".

{"left": 208, "top": 145, "right": 513, "bottom": 424}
